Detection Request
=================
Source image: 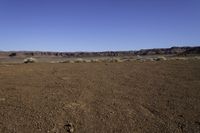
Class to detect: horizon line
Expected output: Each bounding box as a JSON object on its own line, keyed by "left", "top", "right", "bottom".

{"left": 0, "top": 46, "right": 199, "bottom": 53}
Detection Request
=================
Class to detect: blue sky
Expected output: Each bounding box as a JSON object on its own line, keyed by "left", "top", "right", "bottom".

{"left": 0, "top": 0, "right": 199, "bottom": 51}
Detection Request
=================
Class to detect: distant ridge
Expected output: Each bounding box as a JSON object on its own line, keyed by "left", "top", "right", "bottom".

{"left": 1, "top": 46, "right": 200, "bottom": 58}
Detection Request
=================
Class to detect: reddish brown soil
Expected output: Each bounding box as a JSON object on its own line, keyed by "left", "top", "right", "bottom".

{"left": 0, "top": 60, "right": 200, "bottom": 133}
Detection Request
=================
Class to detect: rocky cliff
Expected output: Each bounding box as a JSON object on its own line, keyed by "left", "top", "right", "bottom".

{"left": 1, "top": 46, "right": 199, "bottom": 58}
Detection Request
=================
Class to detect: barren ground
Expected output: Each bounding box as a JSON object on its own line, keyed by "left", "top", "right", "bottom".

{"left": 0, "top": 60, "right": 200, "bottom": 133}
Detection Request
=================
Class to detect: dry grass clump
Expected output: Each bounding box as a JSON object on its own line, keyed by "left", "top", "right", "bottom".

{"left": 23, "top": 57, "right": 37, "bottom": 63}
{"left": 74, "top": 58, "right": 84, "bottom": 63}
{"left": 148, "top": 58, "right": 155, "bottom": 61}
{"left": 135, "top": 55, "right": 167, "bottom": 62}
{"left": 91, "top": 59, "right": 101, "bottom": 63}
{"left": 136, "top": 58, "right": 146, "bottom": 62}
{"left": 59, "top": 60, "right": 75, "bottom": 63}
{"left": 60, "top": 60, "right": 71, "bottom": 63}
{"left": 136, "top": 55, "right": 146, "bottom": 61}
{"left": 69, "top": 60, "right": 75, "bottom": 63}
{"left": 153, "top": 56, "right": 167, "bottom": 61}
{"left": 84, "top": 59, "right": 91, "bottom": 63}
{"left": 194, "top": 56, "right": 200, "bottom": 60}
{"left": 171, "top": 57, "right": 187, "bottom": 60}
{"left": 60, "top": 59, "right": 90, "bottom": 63}
{"left": 50, "top": 61, "right": 60, "bottom": 63}
{"left": 110, "top": 58, "right": 123, "bottom": 63}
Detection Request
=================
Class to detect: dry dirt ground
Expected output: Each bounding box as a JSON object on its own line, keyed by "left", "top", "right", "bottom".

{"left": 0, "top": 60, "right": 200, "bottom": 133}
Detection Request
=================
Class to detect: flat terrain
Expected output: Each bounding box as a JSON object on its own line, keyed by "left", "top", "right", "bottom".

{"left": 0, "top": 60, "right": 200, "bottom": 133}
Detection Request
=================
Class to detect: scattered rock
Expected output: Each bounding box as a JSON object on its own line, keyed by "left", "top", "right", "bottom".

{"left": 64, "top": 122, "right": 74, "bottom": 133}
{"left": 195, "top": 121, "right": 200, "bottom": 126}
{"left": 0, "top": 98, "right": 5, "bottom": 101}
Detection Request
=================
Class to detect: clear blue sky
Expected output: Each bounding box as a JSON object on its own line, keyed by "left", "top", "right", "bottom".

{"left": 0, "top": 0, "right": 199, "bottom": 51}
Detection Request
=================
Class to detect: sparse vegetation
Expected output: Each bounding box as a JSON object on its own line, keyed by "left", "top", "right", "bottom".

{"left": 74, "top": 58, "right": 84, "bottom": 63}
{"left": 153, "top": 56, "right": 167, "bottom": 61}
{"left": 23, "top": 57, "right": 37, "bottom": 63}
{"left": 9, "top": 52, "right": 17, "bottom": 57}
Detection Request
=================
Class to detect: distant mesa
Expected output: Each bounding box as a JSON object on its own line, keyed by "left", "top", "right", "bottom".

{"left": 1, "top": 46, "right": 200, "bottom": 58}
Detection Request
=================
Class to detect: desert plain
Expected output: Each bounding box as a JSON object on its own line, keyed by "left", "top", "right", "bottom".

{"left": 0, "top": 58, "right": 200, "bottom": 133}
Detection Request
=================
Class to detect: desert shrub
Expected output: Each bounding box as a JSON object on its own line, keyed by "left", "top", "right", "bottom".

{"left": 136, "top": 55, "right": 146, "bottom": 61}
{"left": 110, "top": 58, "right": 122, "bottom": 63}
{"left": 136, "top": 58, "right": 145, "bottom": 62}
{"left": 150, "top": 58, "right": 155, "bottom": 61}
{"left": 74, "top": 58, "right": 84, "bottom": 63}
{"left": 154, "top": 56, "right": 167, "bottom": 61}
{"left": 50, "top": 61, "right": 59, "bottom": 63}
{"left": 100, "top": 59, "right": 109, "bottom": 63}
{"left": 84, "top": 59, "right": 91, "bottom": 63}
{"left": 9, "top": 53, "right": 16, "bottom": 57}
{"left": 60, "top": 60, "right": 75, "bottom": 63}
{"left": 194, "top": 56, "right": 200, "bottom": 60}
{"left": 91, "top": 59, "right": 100, "bottom": 63}
{"left": 23, "top": 57, "right": 37, "bottom": 63}
{"left": 173, "top": 57, "right": 187, "bottom": 60}
{"left": 146, "top": 58, "right": 154, "bottom": 61}
{"left": 69, "top": 60, "right": 75, "bottom": 63}
{"left": 60, "top": 60, "right": 70, "bottom": 63}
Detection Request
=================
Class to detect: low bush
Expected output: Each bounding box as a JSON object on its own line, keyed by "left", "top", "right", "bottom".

{"left": 23, "top": 57, "right": 37, "bottom": 63}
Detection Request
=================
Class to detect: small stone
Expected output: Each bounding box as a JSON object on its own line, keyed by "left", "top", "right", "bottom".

{"left": 64, "top": 122, "right": 74, "bottom": 133}
{"left": 0, "top": 98, "right": 5, "bottom": 101}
